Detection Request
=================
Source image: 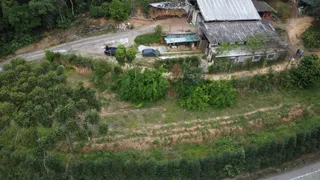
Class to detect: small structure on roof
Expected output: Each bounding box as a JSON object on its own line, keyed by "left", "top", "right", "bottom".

{"left": 164, "top": 32, "right": 199, "bottom": 44}
{"left": 149, "top": 1, "right": 187, "bottom": 19}
{"left": 164, "top": 32, "right": 199, "bottom": 50}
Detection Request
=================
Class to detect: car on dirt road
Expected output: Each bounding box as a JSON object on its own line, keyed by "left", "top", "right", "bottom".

{"left": 104, "top": 46, "right": 117, "bottom": 56}
{"left": 142, "top": 49, "right": 160, "bottom": 57}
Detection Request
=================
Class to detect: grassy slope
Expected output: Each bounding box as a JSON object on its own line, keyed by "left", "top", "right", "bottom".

{"left": 66, "top": 71, "right": 320, "bottom": 163}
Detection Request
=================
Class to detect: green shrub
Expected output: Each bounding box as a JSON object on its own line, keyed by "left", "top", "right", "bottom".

{"left": 126, "top": 47, "right": 137, "bottom": 63}
{"left": 115, "top": 45, "right": 126, "bottom": 65}
{"left": 116, "top": 68, "right": 169, "bottom": 103}
{"left": 302, "top": 27, "right": 320, "bottom": 49}
{"left": 291, "top": 54, "right": 320, "bottom": 89}
{"left": 89, "top": 5, "right": 104, "bottom": 18}
{"left": 98, "top": 124, "right": 109, "bottom": 134}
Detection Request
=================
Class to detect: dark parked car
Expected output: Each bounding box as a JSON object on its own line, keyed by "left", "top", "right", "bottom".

{"left": 142, "top": 49, "right": 160, "bottom": 57}
{"left": 104, "top": 46, "right": 117, "bottom": 56}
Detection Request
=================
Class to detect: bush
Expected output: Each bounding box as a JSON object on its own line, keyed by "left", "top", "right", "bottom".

{"left": 89, "top": 5, "right": 104, "bottom": 18}
{"left": 291, "top": 54, "right": 320, "bottom": 89}
{"left": 178, "top": 81, "right": 237, "bottom": 111}
{"left": 89, "top": 3, "right": 110, "bottom": 18}
{"left": 115, "top": 45, "right": 126, "bottom": 65}
{"left": 302, "top": 26, "right": 320, "bottom": 49}
{"left": 92, "top": 60, "right": 112, "bottom": 85}
{"left": 109, "top": 0, "right": 130, "bottom": 21}
{"left": 116, "top": 68, "right": 169, "bottom": 103}
{"left": 126, "top": 47, "right": 137, "bottom": 63}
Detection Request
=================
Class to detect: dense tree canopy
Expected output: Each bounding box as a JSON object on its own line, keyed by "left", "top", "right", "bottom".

{"left": 0, "top": 58, "right": 101, "bottom": 161}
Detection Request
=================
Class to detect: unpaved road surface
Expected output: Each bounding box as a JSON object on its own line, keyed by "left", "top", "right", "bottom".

{"left": 263, "top": 161, "right": 320, "bottom": 180}
{"left": 0, "top": 25, "right": 156, "bottom": 68}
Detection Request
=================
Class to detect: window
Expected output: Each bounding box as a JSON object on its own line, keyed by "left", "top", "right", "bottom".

{"left": 231, "top": 57, "right": 240, "bottom": 63}
{"left": 267, "top": 53, "right": 276, "bottom": 60}
{"left": 252, "top": 55, "right": 262, "bottom": 62}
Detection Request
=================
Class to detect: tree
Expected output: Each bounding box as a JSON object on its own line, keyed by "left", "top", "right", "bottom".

{"left": 0, "top": 58, "right": 101, "bottom": 162}
{"left": 109, "top": 0, "right": 130, "bottom": 21}
{"left": 7, "top": 5, "right": 41, "bottom": 33}
{"left": 291, "top": 54, "right": 320, "bottom": 89}
{"left": 115, "top": 45, "right": 126, "bottom": 65}
{"left": 92, "top": 60, "right": 112, "bottom": 85}
{"left": 126, "top": 47, "right": 137, "bottom": 63}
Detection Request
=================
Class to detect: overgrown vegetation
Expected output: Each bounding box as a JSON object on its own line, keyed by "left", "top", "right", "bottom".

{"left": 134, "top": 25, "right": 163, "bottom": 45}
{"left": 155, "top": 56, "right": 200, "bottom": 69}
{"left": 114, "top": 68, "right": 169, "bottom": 103}
{"left": 115, "top": 45, "right": 137, "bottom": 65}
{"left": 176, "top": 64, "right": 237, "bottom": 111}
{"left": 302, "top": 25, "right": 320, "bottom": 49}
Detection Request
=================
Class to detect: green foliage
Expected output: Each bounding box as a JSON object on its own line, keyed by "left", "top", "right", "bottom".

{"left": 45, "top": 51, "right": 94, "bottom": 68}
{"left": 109, "top": 0, "right": 131, "bottom": 21}
{"left": 92, "top": 60, "right": 112, "bottom": 85}
{"left": 246, "top": 34, "right": 266, "bottom": 53}
{"left": 115, "top": 45, "right": 127, "bottom": 65}
{"left": 45, "top": 50, "right": 60, "bottom": 62}
{"left": 154, "top": 25, "right": 163, "bottom": 36}
{"left": 177, "top": 65, "right": 237, "bottom": 110}
{"left": 89, "top": 3, "right": 110, "bottom": 18}
{"left": 155, "top": 56, "right": 200, "bottom": 69}
{"left": 116, "top": 69, "right": 169, "bottom": 103}
{"left": 98, "top": 124, "right": 109, "bottom": 135}
{"left": 302, "top": 26, "right": 320, "bottom": 49}
{"left": 208, "top": 58, "right": 232, "bottom": 73}
{"left": 134, "top": 25, "right": 163, "bottom": 45}
{"left": 216, "top": 42, "right": 237, "bottom": 55}
{"left": 291, "top": 55, "right": 320, "bottom": 89}
{"left": 207, "top": 81, "right": 237, "bottom": 109}
{"left": 0, "top": 58, "right": 101, "bottom": 162}
{"left": 126, "top": 47, "right": 137, "bottom": 63}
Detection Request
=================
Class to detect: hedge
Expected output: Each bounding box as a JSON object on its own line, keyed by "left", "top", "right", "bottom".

{"left": 2, "top": 125, "right": 320, "bottom": 179}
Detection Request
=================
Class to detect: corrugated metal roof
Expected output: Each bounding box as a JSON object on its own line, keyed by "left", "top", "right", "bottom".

{"left": 252, "top": 0, "right": 277, "bottom": 13}
{"left": 197, "top": 0, "right": 261, "bottom": 21}
{"left": 200, "top": 21, "right": 279, "bottom": 44}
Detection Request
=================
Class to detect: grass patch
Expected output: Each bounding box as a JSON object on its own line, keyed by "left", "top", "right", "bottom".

{"left": 134, "top": 33, "right": 162, "bottom": 45}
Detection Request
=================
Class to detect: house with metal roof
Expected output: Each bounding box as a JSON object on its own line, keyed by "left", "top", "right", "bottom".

{"left": 185, "top": 0, "right": 287, "bottom": 68}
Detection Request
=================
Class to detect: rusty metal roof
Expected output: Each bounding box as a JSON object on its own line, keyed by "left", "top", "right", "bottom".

{"left": 197, "top": 0, "right": 261, "bottom": 21}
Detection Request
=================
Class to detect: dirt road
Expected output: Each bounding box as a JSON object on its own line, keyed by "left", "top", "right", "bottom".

{"left": 0, "top": 18, "right": 193, "bottom": 68}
